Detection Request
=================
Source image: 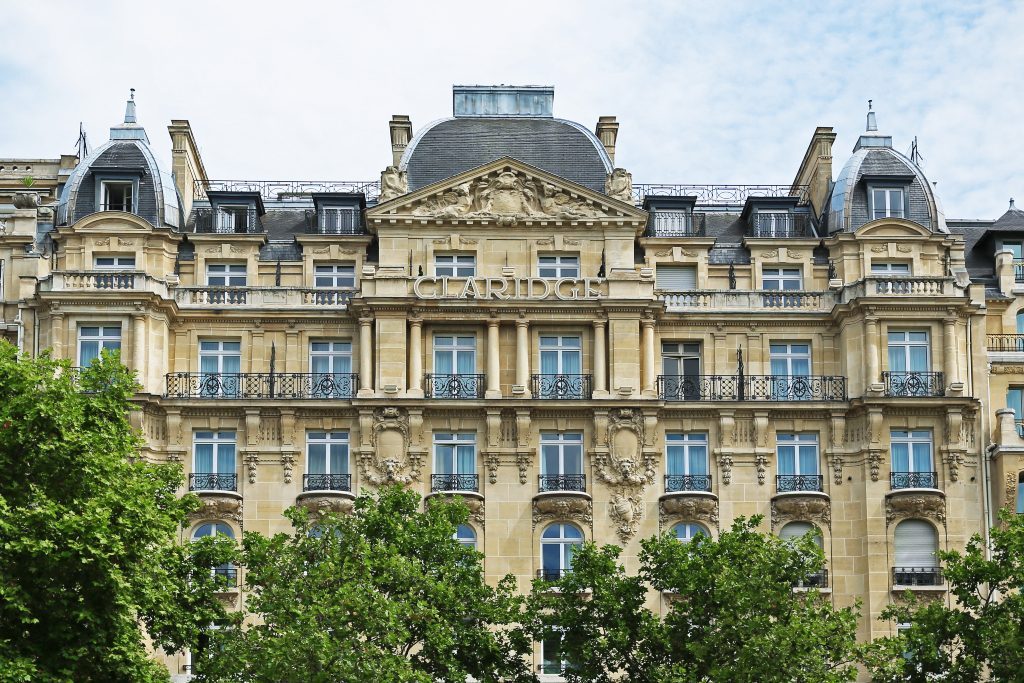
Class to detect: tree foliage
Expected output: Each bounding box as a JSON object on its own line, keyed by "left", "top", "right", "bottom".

{"left": 0, "top": 343, "right": 231, "bottom": 682}
{"left": 196, "top": 487, "right": 534, "bottom": 683}
{"left": 863, "top": 511, "right": 1024, "bottom": 682}
{"left": 529, "top": 516, "right": 860, "bottom": 683}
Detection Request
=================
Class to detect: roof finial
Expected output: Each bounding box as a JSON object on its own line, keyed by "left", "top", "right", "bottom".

{"left": 124, "top": 88, "right": 137, "bottom": 125}
{"left": 866, "top": 99, "right": 878, "bottom": 132}
{"left": 1012, "top": 198, "right": 1017, "bottom": 210}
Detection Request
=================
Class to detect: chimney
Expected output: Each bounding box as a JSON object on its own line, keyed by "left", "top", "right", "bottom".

{"left": 168, "top": 119, "right": 210, "bottom": 219}
{"left": 595, "top": 116, "right": 619, "bottom": 165}
{"left": 389, "top": 115, "right": 412, "bottom": 167}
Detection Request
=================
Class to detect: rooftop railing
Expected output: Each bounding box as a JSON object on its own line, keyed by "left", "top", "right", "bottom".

{"left": 634, "top": 184, "right": 810, "bottom": 206}
{"left": 192, "top": 207, "right": 264, "bottom": 234}
{"left": 645, "top": 212, "right": 706, "bottom": 237}
{"left": 303, "top": 208, "right": 366, "bottom": 234}
{"left": 195, "top": 179, "right": 381, "bottom": 201}
{"left": 746, "top": 213, "right": 815, "bottom": 238}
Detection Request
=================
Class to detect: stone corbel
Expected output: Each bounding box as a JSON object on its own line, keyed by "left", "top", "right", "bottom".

{"left": 485, "top": 453, "right": 501, "bottom": 485}
{"left": 516, "top": 452, "right": 532, "bottom": 485}
{"left": 886, "top": 494, "right": 946, "bottom": 526}
{"left": 829, "top": 453, "right": 844, "bottom": 486}
{"left": 755, "top": 454, "right": 768, "bottom": 485}
{"left": 771, "top": 496, "right": 831, "bottom": 530}
{"left": 868, "top": 449, "right": 883, "bottom": 482}
{"left": 718, "top": 453, "right": 734, "bottom": 486}
{"left": 243, "top": 451, "right": 259, "bottom": 485}
{"left": 281, "top": 451, "right": 296, "bottom": 485}
{"left": 532, "top": 495, "right": 593, "bottom": 528}
{"left": 660, "top": 496, "right": 719, "bottom": 530}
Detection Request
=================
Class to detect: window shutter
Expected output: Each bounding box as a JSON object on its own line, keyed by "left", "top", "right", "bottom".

{"left": 894, "top": 520, "right": 937, "bottom": 567}
{"left": 656, "top": 266, "right": 697, "bottom": 292}
{"left": 780, "top": 521, "right": 821, "bottom": 548}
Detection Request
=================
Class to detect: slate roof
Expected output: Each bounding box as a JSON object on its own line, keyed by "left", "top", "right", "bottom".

{"left": 401, "top": 118, "right": 612, "bottom": 193}
{"left": 947, "top": 219, "right": 996, "bottom": 282}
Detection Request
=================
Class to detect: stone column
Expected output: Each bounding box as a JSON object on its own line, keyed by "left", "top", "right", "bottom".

{"left": 593, "top": 319, "right": 607, "bottom": 396}
{"left": 515, "top": 318, "right": 531, "bottom": 397}
{"left": 486, "top": 319, "right": 501, "bottom": 399}
{"left": 358, "top": 317, "right": 374, "bottom": 397}
{"left": 408, "top": 318, "right": 423, "bottom": 398}
{"left": 943, "top": 314, "right": 959, "bottom": 391}
{"left": 132, "top": 313, "right": 146, "bottom": 389}
{"left": 641, "top": 318, "right": 656, "bottom": 396}
{"left": 865, "top": 315, "right": 880, "bottom": 392}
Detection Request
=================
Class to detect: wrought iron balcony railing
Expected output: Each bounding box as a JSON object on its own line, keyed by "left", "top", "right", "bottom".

{"left": 988, "top": 334, "right": 1024, "bottom": 352}
{"left": 539, "top": 474, "right": 587, "bottom": 493}
{"left": 536, "top": 567, "right": 572, "bottom": 581}
{"left": 892, "top": 566, "right": 943, "bottom": 587}
{"left": 189, "top": 473, "right": 238, "bottom": 492}
{"left": 890, "top": 471, "right": 938, "bottom": 490}
{"left": 531, "top": 374, "right": 593, "bottom": 400}
{"left": 883, "top": 371, "right": 944, "bottom": 397}
{"left": 776, "top": 474, "right": 824, "bottom": 493}
{"left": 746, "top": 213, "right": 814, "bottom": 238}
{"left": 1015, "top": 259, "right": 1024, "bottom": 283}
{"left": 425, "top": 374, "right": 486, "bottom": 399}
{"left": 303, "top": 473, "right": 352, "bottom": 492}
{"left": 743, "top": 375, "right": 847, "bottom": 401}
{"left": 658, "top": 375, "right": 741, "bottom": 401}
{"left": 665, "top": 474, "right": 712, "bottom": 493}
{"left": 213, "top": 566, "right": 238, "bottom": 588}
{"left": 794, "top": 569, "right": 829, "bottom": 589}
{"left": 303, "top": 208, "right": 366, "bottom": 234}
{"left": 192, "top": 207, "right": 265, "bottom": 234}
{"left": 165, "top": 372, "right": 359, "bottom": 399}
{"left": 430, "top": 474, "right": 480, "bottom": 493}
{"left": 645, "top": 211, "right": 706, "bottom": 237}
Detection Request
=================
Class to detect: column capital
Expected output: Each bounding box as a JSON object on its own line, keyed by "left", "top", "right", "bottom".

{"left": 515, "top": 318, "right": 529, "bottom": 328}
{"left": 641, "top": 318, "right": 656, "bottom": 330}
{"left": 487, "top": 318, "right": 501, "bottom": 329}
{"left": 359, "top": 317, "right": 374, "bottom": 326}
{"left": 592, "top": 318, "right": 607, "bottom": 329}
{"left": 409, "top": 318, "right": 423, "bottom": 329}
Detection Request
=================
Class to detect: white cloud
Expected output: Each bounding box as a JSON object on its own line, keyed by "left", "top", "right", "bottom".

{"left": 1, "top": 0, "right": 1021, "bottom": 218}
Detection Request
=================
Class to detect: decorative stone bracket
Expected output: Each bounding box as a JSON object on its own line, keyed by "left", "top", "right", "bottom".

{"left": 659, "top": 495, "right": 719, "bottom": 530}
{"left": 532, "top": 495, "right": 593, "bottom": 529}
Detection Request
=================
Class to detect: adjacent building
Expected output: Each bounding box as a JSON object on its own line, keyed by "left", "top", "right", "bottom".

{"left": 1, "top": 85, "right": 1020, "bottom": 680}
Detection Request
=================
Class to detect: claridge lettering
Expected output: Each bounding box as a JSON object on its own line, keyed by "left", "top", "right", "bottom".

{"left": 413, "top": 276, "right": 603, "bottom": 301}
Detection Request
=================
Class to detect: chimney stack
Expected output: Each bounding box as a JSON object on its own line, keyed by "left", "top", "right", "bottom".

{"left": 389, "top": 115, "right": 413, "bottom": 167}
{"left": 595, "top": 116, "right": 619, "bottom": 165}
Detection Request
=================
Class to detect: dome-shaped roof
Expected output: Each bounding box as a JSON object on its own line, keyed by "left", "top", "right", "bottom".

{"left": 827, "top": 113, "right": 946, "bottom": 234}
{"left": 57, "top": 96, "right": 181, "bottom": 228}
{"left": 400, "top": 116, "right": 612, "bottom": 193}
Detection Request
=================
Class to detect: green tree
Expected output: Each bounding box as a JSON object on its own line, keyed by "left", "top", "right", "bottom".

{"left": 196, "top": 486, "right": 535, "bottom": 683}
{"left": 0, "top": 343, "right": 232, "bottom": 682}
{"left": 862, "top": 511, "right": 1024, "bottom": 682}
{"left": 529, "top": 516, "right": 860, "bottom": 683}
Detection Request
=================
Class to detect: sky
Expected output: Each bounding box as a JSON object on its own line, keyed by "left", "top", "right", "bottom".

{"left": 1, "top": 0, "right": 1022, "bottom": 219}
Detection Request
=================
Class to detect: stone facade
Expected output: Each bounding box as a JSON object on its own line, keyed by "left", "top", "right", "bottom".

{"left": 0, "top": 89, "right": 1016, "bottom": 680}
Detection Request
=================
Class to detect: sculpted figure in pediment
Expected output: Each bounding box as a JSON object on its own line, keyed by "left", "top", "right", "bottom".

{"left": 379, "top": 166, "right": 408, "bottom": 202}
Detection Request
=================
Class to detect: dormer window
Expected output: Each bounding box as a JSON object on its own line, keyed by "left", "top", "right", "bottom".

{"left": 319, "top": 207, "right": 360, "bottom": 234}
{"left": 216, "top": 205, "right": 253, "bottom": 234}
{"left": 871, "top": 187, "right": 906, "bottom": 220}
{"left": 752, "top": 210, "right": 793, "bottom": 237}
{"left": 101, "top": 180, "right": 134, "bottom": 212}
{"left": 94, "top": 255, "right": 136, "bottom": 270}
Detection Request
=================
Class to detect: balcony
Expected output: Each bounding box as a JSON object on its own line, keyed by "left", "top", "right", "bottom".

{"left": 424, "top": 374, "right": 485, "bottom": 399}
{"left": 645, "top": 211, "right": 706, "bottom": 237}
{"left": 302, "top": 473, "right": 352, "bottom": 492}
{"left": 776, "top": 474, "right": 824, "bottom": 493}
{"left": 532, "top": 374, "right": 593, "bottom": 400}
{"left": 794, "top": 569, "right": 829, "bottom": 589}
{"left": 892, "top": 566, "right": 944, "bottom": 588}
{"left": 659, "top": 290, "right": 835, "bottom": 312}
{"left": 746, "top": 213, "right": 814, "bottom": 238}
{"left": 304, "top": 208, "right": 365, "bottom": 234}
{"left": 213, "top": 566, "right": 238, "bottom": 589}
{"left": 988, "top": 334, "right": 1024, "bottom": 352}
{"left": 665, "top": 474, "right": 712, "bottom": 493}
{"left": 192, "top": 207, "right": 264, "bottom": 234}
{"left": 173, "top": 287, "right": 352, "bottom": 309}
{"left": 883, "top": 371, "right": 944, "bottom": 397}
{"left": 1015, "top": 260, "right": 1024, "bottom": 283}
{"left": 890, "top": 471, "right": 938, "bottom": 490}
{"left": 40, "top": 271, "right": 169, "bottom": 296}
{"left": 657, "top": 375, "right": 846, "bottom": 402}
{"left": 430, "top": 474, "right": 480, "bottom": 493}
{"left": 536, "top": 567, "right": 571, "bottom": 581}
{"left": 165, "top": 372, "right": 359, "bottom": 399}
{"left": 539, "top": 474, "right": 586, "bottom": 493}
{"left": 840, "top": 276, "right": 960, "bottom": 300}
{"left": 189, "top": 473, "right": 237, "bottom": 492}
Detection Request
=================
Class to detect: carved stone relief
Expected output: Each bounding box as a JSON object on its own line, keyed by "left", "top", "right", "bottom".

{"left": 604, "top": 168, "right": 632, "bottom": 202}
{"left": 361, "top": 407, "right": 420, "bottom": 484}
{"left": 771, "top": 495, "right": 831, "bottom": 529}
{"left": 533, "top": 495, "right": 593, "bottom": 528}
{"left": 281, "top": 452, "right": 295, "bottom": 485}
{"left": 755, "top": 454, "right": 768, "bottom": 485}
{"left": 595, "top": 408, "right": 654, "bottom": 486}
{"left": 659, "top": 495, "right": 719, "bottom": 530}
{"left": 1006, "top": 473, "right": 1017, "bottom": 509}
{"left": 485, "top": 454, "right": 500, "bottom": 484}
{"left": 886, "top": 493, "right": 946, "bottom": 526}
{"left": 719, "top": 454, "right": 734, "bottom": 485}
{"left": 243, "top": 451, "right": 259, "bottom": 484}
{"left": 296, "top": 494, "right": 355, "bottom": 518}
{"left": 379, "top": 165, "right": 409, "bottom": 202}
{"left": 516, "top": 453, "right": 532, "bottom": 485}
{"left": 188, "top": 495, "right": 243, "bottom": 524}
{"left": 609, "top": 492, "right": 642, "bottom": 543}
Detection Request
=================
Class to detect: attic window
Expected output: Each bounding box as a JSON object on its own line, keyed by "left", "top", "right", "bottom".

{"left": 870, "top": 187, "right": 906, "bottom": 220}
{"left": 318, "top": 207, "right": 360, "bottom": 234}
{"left": 101, "top": 181, "right": 134, "bottom": 212}
{"left": 216, "top": 206, "right": 252, "bottom": 233}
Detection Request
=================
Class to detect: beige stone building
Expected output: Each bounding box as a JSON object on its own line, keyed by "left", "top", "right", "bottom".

{"left": 1, "top": 86, "right": 1018, "bottom": 679}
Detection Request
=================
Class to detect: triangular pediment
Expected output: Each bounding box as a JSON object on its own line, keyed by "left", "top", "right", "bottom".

{"left": 367, "top": 157, "right": 647, "bottom": 229}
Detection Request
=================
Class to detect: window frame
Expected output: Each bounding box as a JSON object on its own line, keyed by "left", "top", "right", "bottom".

{"left": 313, "top": 263, "right": 356, "bottom": 289}
{"left": 539, "top": 432, "right": 584, "bottom": 477}
{"left": 433, "top": 432, "right": 477, "bottom": 476}
{"left": 193, "top": 430, "right": 237, "bottom": 476}
{"left": 214, "top": 204, "right": 252, "bottom": 233}
{"left": 887, "top": 330, "right": 931, "bottom": 372}
{"left": 306, "top": 431, "right": 350, "bottom": 477}
{"left": 319, "top": 206, "right": 360, "bottom": 233}
{"left": 540, "top": 523, "right": 583, "bottom": 581}
{"left": 890, "top": 429, "right": 934, "bottom": 475}
{"left": 762, "top": 267, "right": 803, "bottom": 291}
{"left": 538, "top": 254, "right": 580, "bottom": 279}
{"left": 93, "top": 254, "right": 137, "bottom": 270}
{"left": 98, "top": 177, "right": 137, "bottom": 213}
{"left": 672, "top": 522, "right": 709, "bottom": 543}
{"left": 871, "top": 261, "right": 912, "bottom": 275}
{"left": 776, "top": 433, "right": 820, "bottom": 477}
{"left": 78, "top": 324, "right": 122, "bottom": 366}
{"left": 539, "top": 335, "right": 583, "bottom": 375}
{"left": 434, "top": 253, "right": 476, "bottom": 278}
{"left": 665, "top": 432, "right": 708, "bottom": 477}
{"left": 206, "top": 263, "right": 247, "bottom": 287}
{"left": 868, "top": 184, "right": 908, "bottom": 220}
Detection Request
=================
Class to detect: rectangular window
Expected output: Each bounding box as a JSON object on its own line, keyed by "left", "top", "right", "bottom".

{"left": 661, "top": 342, "right": 701, "bottom": 400}
{"left": 1000, "top": 241, "right": 1023, "bottom": 259}
{"left": 888, "top": 330, "right": 930, "bottom": 372}
{"left": 538, "top": 255, "right": 580, "bottom": 279}
{"left": 1008, "top": 387, "right": 1024, "bottom": 437}
{"left": 891, "top": 430, "right": 934, "bottom": 488}
{"left": 434, "top": 254, "right": 475, "bottom": 277}
{"left": 762, "top": 267, "right": 802, "bottom": 291}
{"left": 199, "top": 340, "right": 241, "bottom": 397}
{"left": 776, "top": 433, "right": 819, "bottom": 475}
{"left": 652, "top": 210, "right": 692, "bottom": 235}
{"left": 754, "top": 210, "right": 793, "bottom": 236}
{"left": 769, "top": 343, "right": 811, "bottom": 377}
{"left": 656, "top": 265, "right": 697, "bottom": 292}
{"left": 101, "top": 180, "right": 133, "bottom": 212}
{"left": 433, "top": 432, "right": 476, "bottom": 475}
{"left": 206, "top": 263, "right": 247, "bottom": 287}
{"left": 306, "top": 431, "right": 349, "bottom": 475}
{"left": 871, "top": 262, "right": 911, "bottom": 275}
{"left": 94, "top": 255, "right": 136, "bottom": 269}
{"left": 215, "top": 205, "right": 251, "bottom": 233}
{"left": 433, "top": 335, "right": 476, "bottom": 375}
{"left": 540, "top": 336, "right": 582, "bottom": 375}
{"left": 193, "top": 431, "right": 237, "bottom": 492}
{"left": 78, "top": 325, "right": 121, "bottom": 365}
{"left": 314, "top": 263, "right": 355, "bottom": 288}
{"left": 540, "top": 432, "right": 584, "bottom": 477}
{"left": 310, "top": 341, "right": 353, "bottom": 398}
{"left": 319, "top": 207, "right": 359, "bottom": 233}
{"left": 871, "top": 187, "right": 906, "bottom": 220}
{"left": 666, "top": 433, "right": 709, "bottom": 488}
{"left": 541, "top": 631, "right": 569, "bottom": 676}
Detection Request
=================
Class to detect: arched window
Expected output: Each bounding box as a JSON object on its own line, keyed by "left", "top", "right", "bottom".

{"left": 1017, "top": 472, "right": 1024, "bottom": 515}
{"left": 893, "top": 520, "right": 940, "bottom": 586}
{"left": 672, "top": 522, "right": 709, "bottom": 543}
{"left": 540, "top": 523, "right": 583, "bottom": 581}
{"left": 192, "top": 522, "right": 236, "bottom": 587}
{"left": 779, "top": 521, "right": 822, "bottom": 548}
{"left": 454, "top": 523, "right": 477, "bottom": 549}
{"left": 1016, "top": 311, "right": 1024, "bottom": 335}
